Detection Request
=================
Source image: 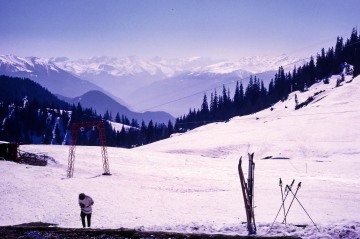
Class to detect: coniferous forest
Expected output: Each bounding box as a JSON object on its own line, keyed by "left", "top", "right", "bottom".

{"left": 0, "top": 28, "right": 359, "bottom": 148}
{"left": 0, "top": 76, "right": 174, "bottom": 147}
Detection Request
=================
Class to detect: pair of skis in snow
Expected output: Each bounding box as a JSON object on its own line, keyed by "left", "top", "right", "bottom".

{"left": 269, "top": 178, "right": 320, "bottom": 233}
{"left": 238, "top": 153, "right": 256, "bottom": 235}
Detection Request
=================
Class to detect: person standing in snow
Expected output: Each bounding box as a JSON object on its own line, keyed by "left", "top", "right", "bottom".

{"left": 78, "top": 193, "right": 94, "bottom": 228}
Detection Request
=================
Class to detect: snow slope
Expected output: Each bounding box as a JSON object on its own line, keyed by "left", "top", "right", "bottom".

{"left": 1, "top": 74, "right": 360, "bottom": 238}
{"left": 108, "top": 120, "right": 138, "bottom": 132}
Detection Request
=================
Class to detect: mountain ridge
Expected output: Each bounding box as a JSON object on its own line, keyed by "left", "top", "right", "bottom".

{"left": 58, "top": 90, "right": 174, "bottom": 124}
{"left": 51, "top": 54, "right": 303, "bottom": 77}
{"left": 0, "top": 55, "right": 103, "bottom": 98}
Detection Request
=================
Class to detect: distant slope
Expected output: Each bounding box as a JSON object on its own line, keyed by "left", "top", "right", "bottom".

{"left": 0, "top": 75, "right": 69, "bottom": 107}
{"left": 59, "top": 90, "right": 175, "bottom": 124}
{"left": 128, "top": 70, "right": 277, "bottom": 116}
{"left": 138, "top": 74, "right": 359, "bottom": 158}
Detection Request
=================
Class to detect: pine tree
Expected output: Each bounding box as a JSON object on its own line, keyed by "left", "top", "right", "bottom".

{"left": 103, "top": 110, "right": 110, "bottom": 121}
{"left": 131, "top": 119, "right": 139, "bottom": 128}
{"left": 167, "top": 120, "right": 174, "bottom": 137}
{"left": 353, "top": 49, "right": 360, "bottom": 77}
{"left": 146, "top": 120, "right": 154, "bottom": 143}
{"left": 201, "top": 93, "right": 209, "bottom": 115}
{"left": 119, "top": 125, "right": 127, "bottom": 147}
{"left": 115, "top": 113, "right": 121, "bottom": 123}
{"left": 335, "top": 36, "right": 344, "bottom": 70}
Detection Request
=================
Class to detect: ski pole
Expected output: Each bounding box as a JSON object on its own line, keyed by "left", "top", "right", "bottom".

{"left": 279, "top": 178, "right": 287, "bottom": 224}
{"left": 267, "top": 179, "right": 295, "bottom": 233}
{"left": 282, "top": 182, "right": 302, "bottom": 223}
{"left": 287, "top": 185, "right": 320, "bottom": 232}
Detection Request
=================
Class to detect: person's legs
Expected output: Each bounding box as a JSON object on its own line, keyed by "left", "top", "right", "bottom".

{"left": 87, "top": 213, "right": 92, "bottom": 227}
{"left": 80, "top": 212, "right": 86, "bottom": 228}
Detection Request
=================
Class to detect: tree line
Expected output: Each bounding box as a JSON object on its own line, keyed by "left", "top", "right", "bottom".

{"left": 176, "top": 28, "right": 360, "bottom": 131}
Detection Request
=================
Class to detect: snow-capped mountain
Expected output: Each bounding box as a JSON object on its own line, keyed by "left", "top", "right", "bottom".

{"left": 1, "top": 54, "right": 303, "bottom": 117}
{"left": 0, "top": 55, "right": 103, "bottom": 98}
{"left": 51, "top": 55, "right": 302, "bottom": 77}
{"left": 200, "top": 55, "right": 306, "bottom": 74}
{"left": 51, "top": 56, "right": 220, "bottom": 78}
{"left": 50, "top": 56, "right": 224, "bottom": 101}
{"left": 51, "top": 55, "right": 302, "bottom": 116}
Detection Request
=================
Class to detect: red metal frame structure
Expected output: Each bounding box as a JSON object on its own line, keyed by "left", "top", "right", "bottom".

{"left": 67, "top": 121, "right": 111, "bottom": 178}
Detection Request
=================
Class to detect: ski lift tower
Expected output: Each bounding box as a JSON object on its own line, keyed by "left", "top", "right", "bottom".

{"left": 67, "top": 121, "right": 111, "bottom": 178}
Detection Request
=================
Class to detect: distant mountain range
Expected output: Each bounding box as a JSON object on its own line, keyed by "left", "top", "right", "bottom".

{"left": 0, "top": 54, "right": 305, "bottom": 117}
{"left": 51, "top": 55, "right": 305, "bottom": 115}
{"left": 57, "top": 90, "right": 174, "bottom": 124}
{"left": 51, "top": 55, "right": 301, "bottom": 77}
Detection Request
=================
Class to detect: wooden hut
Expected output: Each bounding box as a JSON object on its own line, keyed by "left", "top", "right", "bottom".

{"left": 0, "top": 141, "right": 18, "bottom": 162}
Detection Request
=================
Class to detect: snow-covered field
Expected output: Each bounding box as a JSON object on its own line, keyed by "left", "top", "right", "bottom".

{"left": 1, "top": 74, "right": 360, "bottom": 238}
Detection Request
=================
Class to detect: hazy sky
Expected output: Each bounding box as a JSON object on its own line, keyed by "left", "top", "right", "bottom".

{"left": 1, "top": 0, "right": 359, "bottom": 60}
